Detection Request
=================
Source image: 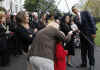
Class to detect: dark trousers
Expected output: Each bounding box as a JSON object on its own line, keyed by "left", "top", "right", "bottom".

{"left": 0, "top": 49, "right": 10, "bottom": 66}
{"left": 80, "top": 35, "right": 95, "bottom": 66}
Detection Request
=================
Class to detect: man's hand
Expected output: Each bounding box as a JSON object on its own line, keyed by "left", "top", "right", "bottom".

{"left": 34, "top": 28, "right": 38, "bottom": 33}
{"left": 68, "top": 31, "right": 73, "bottom": 35}
{"left": 91, "top": 34, "right": 96, "bottom": 38}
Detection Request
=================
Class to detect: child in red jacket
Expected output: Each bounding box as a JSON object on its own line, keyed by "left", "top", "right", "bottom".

{"left": 54, "top": 43, "right": 68, "bottom": 70}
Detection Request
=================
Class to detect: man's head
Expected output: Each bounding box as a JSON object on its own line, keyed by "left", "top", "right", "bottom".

{"left": 32, "top": 12, "right": 38, "bottom": 20}
{"left": 72, "top": 5, "right": 79, "bottom": 15}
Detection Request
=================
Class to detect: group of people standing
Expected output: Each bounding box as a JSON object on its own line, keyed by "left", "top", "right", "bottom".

{"left": 0, "top": 5, "right": 96, "bottom": 70}
{"left": 27, "top": 6, "right": 96, "bottom": 70}
{"left": 0, "top": 7, "right": 36, "bottom": 66}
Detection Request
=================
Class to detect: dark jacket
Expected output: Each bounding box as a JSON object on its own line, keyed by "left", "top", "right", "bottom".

{"left": 37, "top": 20, "right": 46, "bottom": 30}
{"left": 60, "top": 23, "right": 70, "bottom": 35}
{"left": 28, "top": 26, "right": 65, "bottom": 60}
{"left": 74, "top": 11, "right": 96, "bottom": 35}
{"left": 14, "top": 24, "right": 35, "bottom": 52}
{"left": 74, "top": 11, "right": 96, "bottom": 47}
{"left": 0, "top": 24, "right": 8, "bottom": 50}
{"left": 60, "top": 23, "right": 75, "bottom": 55}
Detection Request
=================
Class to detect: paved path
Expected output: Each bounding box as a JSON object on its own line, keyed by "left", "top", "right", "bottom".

{"left": 0, "top": 47, "right": 100, "bottom": 70}
{"left": 67, "top": 47, "right": 100, "bottom": 70}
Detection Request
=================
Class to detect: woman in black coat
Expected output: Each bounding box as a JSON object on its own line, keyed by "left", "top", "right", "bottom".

{"left": 60, "top": 13, "right": 79, "bottom": 67}
{"left": 14, "top": 11, "right": 36, "bottom": 55}
{"left": 0, "top": 8, "right": 10, "bottom": 66}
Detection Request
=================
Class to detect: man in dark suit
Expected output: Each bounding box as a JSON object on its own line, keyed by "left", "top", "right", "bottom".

{"left": 72, "top": 6, "right": 96, "bottom": 70}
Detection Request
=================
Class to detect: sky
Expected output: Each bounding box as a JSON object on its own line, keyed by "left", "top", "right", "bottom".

{"left": 55, "top": 0, "right": 86, "bottom": 12}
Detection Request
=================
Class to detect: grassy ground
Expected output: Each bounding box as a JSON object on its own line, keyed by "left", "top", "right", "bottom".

{"left": 95, "top": 22, "right": 100, "bottom": 46}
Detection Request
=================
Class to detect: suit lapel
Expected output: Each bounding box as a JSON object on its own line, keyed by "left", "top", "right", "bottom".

{"left": 80, "top": 12, "right": 83, "bottom": 24}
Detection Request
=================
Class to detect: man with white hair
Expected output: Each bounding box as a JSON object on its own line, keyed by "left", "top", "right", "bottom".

{"left": 30, "top": 12, "right": 39, "bottom": 32}
{"left": 72, "top": 5, "right": 96, "bottom": 70}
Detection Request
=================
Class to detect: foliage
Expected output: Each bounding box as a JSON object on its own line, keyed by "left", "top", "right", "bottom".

{"left": 0, "top": 0, "right": 3, "bottom": 1}
{"left": 24, "top": 0, "right": 38, "bottom": 12}
{"left": 95, "top": 23, "right": 100, "bottom": 46}
{"left": 82, "top": 0, "right": 100, "bottom": 17}
{"left": 24, "top": 0, "right": 58, "bottom": 13}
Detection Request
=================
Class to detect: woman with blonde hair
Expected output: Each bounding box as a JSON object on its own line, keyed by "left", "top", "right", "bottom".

{"left": 0, "top": 7, "right": 10, "bottom": 66}
{"left": 14, "top": 11, "right": 35, "bottom": 55}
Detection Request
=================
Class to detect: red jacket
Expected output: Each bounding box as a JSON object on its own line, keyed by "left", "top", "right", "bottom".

{"left": 54, "top": 43, "right": 68, "bottom": 70}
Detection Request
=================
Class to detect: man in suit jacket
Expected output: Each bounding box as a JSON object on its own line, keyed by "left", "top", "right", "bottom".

{"left": 72, "top": 6, "right": 96, "bottom": 70}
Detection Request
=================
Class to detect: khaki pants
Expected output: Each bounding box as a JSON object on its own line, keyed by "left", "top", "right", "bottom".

{"left": 27, "top": 63, "right": 32, "bottom": 70}
{"left": 29, "top": 56, "right": 54, "bottom": 70}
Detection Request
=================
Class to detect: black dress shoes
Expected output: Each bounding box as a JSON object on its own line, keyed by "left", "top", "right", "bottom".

{"left": 89, "top": 66, "right": 94, "bottom": 70}
{"left": 76, "top": 64, "right": 87, "bottom": 68}
{"left": 67, "top": 64, "right": 73, "bottom": 67}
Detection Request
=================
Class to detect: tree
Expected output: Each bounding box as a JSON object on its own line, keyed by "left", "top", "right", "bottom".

{"left": 24, "top": 0, "right": 38, "bottom": 12}
{"left": 0, "top": 0, "right": 4, "bottom": 1}
{"left": 24, "top": 0, "right": 59, "bottom": 13}
{"left": 82, "top": 0, "right": 100, "bottom": 17}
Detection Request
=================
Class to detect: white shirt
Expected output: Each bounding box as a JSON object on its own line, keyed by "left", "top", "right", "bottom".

{"left": 78, "top": 12, "right": 81, "bottom": 23}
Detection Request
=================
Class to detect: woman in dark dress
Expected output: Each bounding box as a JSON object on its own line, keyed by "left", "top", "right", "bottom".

{"left": 60, "top": 13, "right": 79, "bottom": 67}
{"left": 0, "top": 7, "right": 10, "bottom": 66}
{"left": 14, "top": 11, "right": 36, "bottom": 55}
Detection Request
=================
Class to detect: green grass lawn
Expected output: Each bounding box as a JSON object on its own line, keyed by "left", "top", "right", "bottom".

{"left": 95, "top": 22, "right": 100, "bottom": 46}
